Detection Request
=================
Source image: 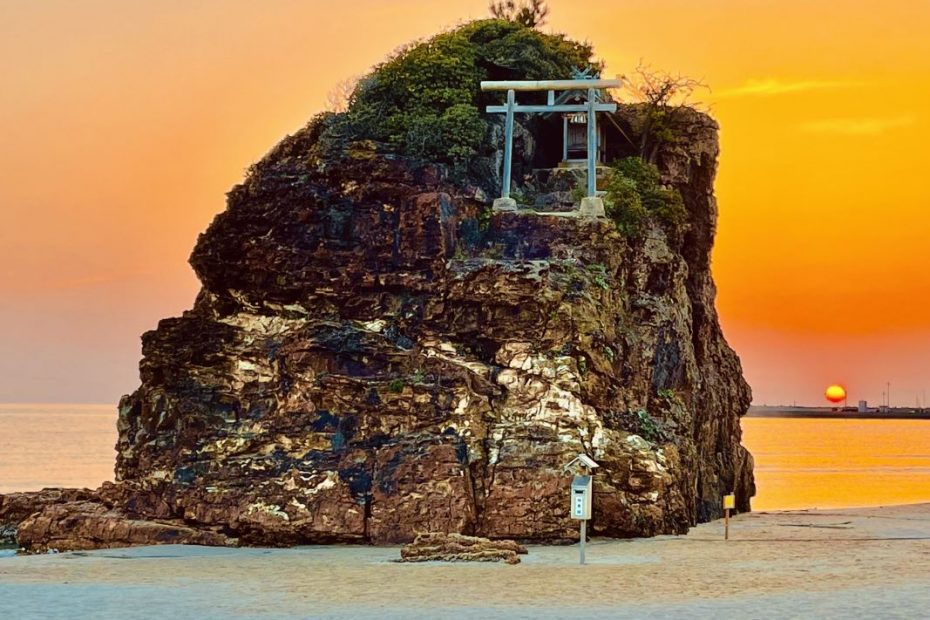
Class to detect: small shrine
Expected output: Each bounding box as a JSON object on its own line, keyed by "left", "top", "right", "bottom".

{"left": 562, "top": 112, "right": 608, "bottom": 166}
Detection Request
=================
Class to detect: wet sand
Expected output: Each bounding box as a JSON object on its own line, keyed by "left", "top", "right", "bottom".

{"left": 2, "top": 503, "right": 930, "bottom": 619}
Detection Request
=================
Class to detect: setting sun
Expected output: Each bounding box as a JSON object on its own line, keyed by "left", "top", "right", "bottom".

{"left": 825, "top": 384, "right": 847, "bottom": 403}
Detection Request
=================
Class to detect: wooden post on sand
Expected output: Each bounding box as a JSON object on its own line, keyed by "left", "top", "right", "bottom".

{"left": 723, "top": 493, "right": 736, "bottom": 540}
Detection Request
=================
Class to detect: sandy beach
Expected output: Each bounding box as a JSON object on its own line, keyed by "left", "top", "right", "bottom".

{"left": 2, "top": 503, "right": 929, "bottom": 619}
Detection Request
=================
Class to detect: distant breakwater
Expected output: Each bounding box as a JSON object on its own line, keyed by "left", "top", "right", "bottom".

{"left": 747, "top": 408, "right": 930, "bottom": 420}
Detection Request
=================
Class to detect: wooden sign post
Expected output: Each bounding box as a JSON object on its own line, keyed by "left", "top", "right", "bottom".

{"left": 723, "top": 493, "right": 736, "bottom": 540}
{"left": 564, "top": 454, "right": 600, "bottom": 565}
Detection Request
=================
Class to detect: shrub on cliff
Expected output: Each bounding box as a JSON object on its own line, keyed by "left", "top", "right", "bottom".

{"left": 403, "top": 103, "right": 487, "bottom": 163}
{"left": 336, "top": 19, "right": 596, "bottom": 167}
{"left": 604, "top": 157, "right": 687, "bottom": 237}
{"left": 622, "top": 64, "right": 707, "bottom": 164}
{"left": 489, "top": 0, "right": 550, "bottom": 28}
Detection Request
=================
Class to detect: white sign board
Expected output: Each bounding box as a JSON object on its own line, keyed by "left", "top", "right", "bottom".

{"left": 571, "top": 475, "right": 592, "bottom": 520}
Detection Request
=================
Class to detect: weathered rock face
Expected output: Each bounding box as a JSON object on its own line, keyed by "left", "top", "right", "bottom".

{"left": 103, "top": 104, "right": 753, "bottom": 546}
{"left": 1, "top": 105, "right": 753, "bottom": 552}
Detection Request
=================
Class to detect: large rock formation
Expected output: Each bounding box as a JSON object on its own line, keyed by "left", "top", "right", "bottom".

{"left": 1, "top": 18, "right": 755, "bottom": 550}
{"left": 1, "top": 104, "right": 753, "bottom": 552}
{"left": 2, "top": 100, "right": 754, "bottom": 551}
{"left": 98, "top": 101, "right": 749, "bottom": 544}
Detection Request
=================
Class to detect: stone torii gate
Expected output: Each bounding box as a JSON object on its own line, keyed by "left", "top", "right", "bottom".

{"left": 481, "top": 77, "right": 620, "bottom": 216}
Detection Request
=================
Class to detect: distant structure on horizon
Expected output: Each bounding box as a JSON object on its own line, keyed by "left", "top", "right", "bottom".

{"left": 748, "top": 402, "right": 929, "bottom": 418}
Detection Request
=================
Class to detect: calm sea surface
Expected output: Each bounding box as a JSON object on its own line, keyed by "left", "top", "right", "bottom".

{"left": 0, "top": 404, "right": 117, "bottom": 493}
{"left": 741, "top": 417, "right": 930, "bottom": 510}
{"left": 2, "top": 405, "right": 930, "bottom": 511}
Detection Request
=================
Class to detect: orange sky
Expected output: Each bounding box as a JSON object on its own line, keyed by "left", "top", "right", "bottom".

{"left": 2, "top": 0, "right": 929, "bottom": 406}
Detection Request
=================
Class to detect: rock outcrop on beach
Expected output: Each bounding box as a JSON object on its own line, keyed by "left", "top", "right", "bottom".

{"left": 399, "top": 533, "right": 527, "bottom": 564}
{"left": 1, "top": 488, "right": 95, "bottom": 545}
{"left": 1, "top": 18, "right": 753, "bottom": 553}
{"left": 1, "top": 486, "right": 231, "bottom": 552}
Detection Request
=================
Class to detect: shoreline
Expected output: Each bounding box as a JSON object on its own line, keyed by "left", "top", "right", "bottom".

{"left": 2, "top": 502, "right": 929, "bottom": 618}
{"left": 747, "top": 409, "right": 930, "bottom": 420}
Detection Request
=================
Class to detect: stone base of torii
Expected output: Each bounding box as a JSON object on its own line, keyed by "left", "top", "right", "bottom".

{"left": 491, "top": 196, "right": 605, "bottom": 218}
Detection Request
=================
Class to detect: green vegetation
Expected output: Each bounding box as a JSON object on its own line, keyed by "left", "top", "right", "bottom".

{"left": 603, "top": 407, "right": 667, "bottom": 443}
{"left": 333, "top": 19, "right": 595, "bottom": 167}
{"left": 577, "top": 356, "right": 588, "bottom": 375}
{"left": 570, "top": 176, "right": 587, "bottom": 205}
{"left": 388, "top": 370, "right": 426, "bottom": 393}
{"left": 633, "top": 408, "right": 662, "bottom": 443}
{"left": 603, "top": 157, "right": 687, "bottom": 237}
{"left": 657, "top": 387, "right": 677, "bottom": 400}
{"left": 511, "top": 188, "right": 537, "bottom": 206}
{"left": 586, "top": 263, "right": 609, "bottom": 290}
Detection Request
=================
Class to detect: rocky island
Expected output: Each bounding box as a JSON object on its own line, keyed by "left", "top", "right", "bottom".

{"left": 0, "top": 17, "right": 753, "bottom": 552}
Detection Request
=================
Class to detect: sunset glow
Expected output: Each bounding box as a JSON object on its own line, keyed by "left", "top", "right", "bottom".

{"left": 1, "top": 0, "right": 929, "bottom": 404}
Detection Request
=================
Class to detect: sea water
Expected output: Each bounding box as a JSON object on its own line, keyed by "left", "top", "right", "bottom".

{"left": 2, "top": 404, "right": 930, "bottom": 511}
{"left": 0, "top": 404, "right": 116, "bottom": 494}
{"left": 742, "top": 416, "right": 930, "bottom": 510}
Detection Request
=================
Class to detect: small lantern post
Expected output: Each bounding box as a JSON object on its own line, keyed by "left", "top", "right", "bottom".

{"left": 564, "top": 453, "right": 600, "bottom": 565}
